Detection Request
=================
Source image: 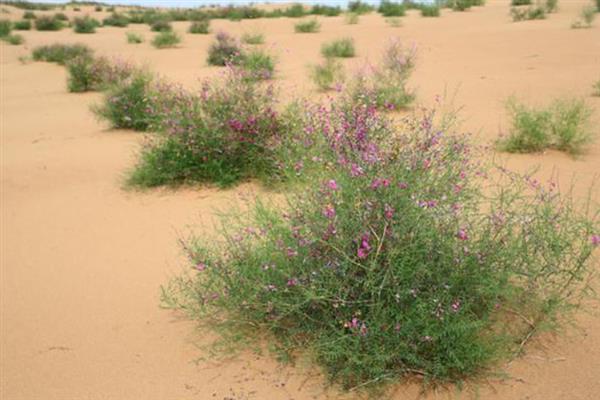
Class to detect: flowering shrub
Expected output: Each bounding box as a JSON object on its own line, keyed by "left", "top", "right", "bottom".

{"left": 207, "top": 32, "right": 243, "bottom": 66}
{"left": 321, "top": 38, "right": 355, "bottom": 58}
{"left": 128, "top": 67, "right": 283, "bottom": 187}
{"left": 67, "top": 56, "right": 137, "bottom": 93}
{"left": 343, "top": 39, "right": 416, "bottom": 110}
{"left": 162, "top": 101, "right": 599, "bottom": 390}
{"left": 240, "top": 49, "right": 275, "bottom": 81}
{"left": 309, "top": 57, "right": 344, "bottom": 91}
{"left": 73, "top": 16, "right": 100, "bottom": 34}
{"left": 189, "top": 19, "right": 209, "bottom": 34}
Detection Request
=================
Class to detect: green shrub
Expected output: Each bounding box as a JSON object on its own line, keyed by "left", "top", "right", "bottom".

{"left": 386, "top": 17, "right": 402, "bottom": 27}
{"left": 309, "top": 57, "right": 344, "bottom": 91}
{"left": 151, "top": 31, "right": 181, "bottom": 48}
{"left": 321, "top": 38, "right": 356, "bottom": 58}
{"left": 189, "top": 19, "right": 209, "bottom": 34}
{"left": 67, "top": 55, "right": 136, "bottom": 93}
{"left": 95, "top": 6, "right": 103, "bottom": 12}
{"left": 162, "top": 102, "right": 599, "bottom": 391}
{"left": 53, "top": 12, "right": 68, "bottom": 21}
{"left": 378, "top": 0, "right": 406, "bottom": 17}
{"left": 284, "top": 4, "right": 306, "bottom": 18}
{"left": 241, "top": 49, "right": 275, "bottom": 80}
{"left": 13, "top": 20, "right": 31, "bottom": 30}
{"left": 571, "top": 5, "right": 596, "bottom": 28}
{"left": 345, "top": 12, "right": 360, "bottom": 24}
{"left": 207, "top": 32, "right": 243, "bottom": 66}
{"left": 310, "top": 5, "right": 341, "bottom": 16}
{"left": 593, "top": 79, "right": 600, "bottom": 97}
{"left": 510, "top": 5, "right": 546, "bottom": 21}
{"left": 347, "top": 1, "right": 375, "bottom": 14}
{"left": 23, "top": 11, "right": 36, "bottom": 19}
{"left": 127, "top": 67, "right": 283, "bottom": 187}
{"left": 126, "top": 32, "right": 143, "bottom": 43}
{"left": 103, "top": 12, "right": 129, "bottom": 27}
{"left": 421, "top": 5, "right": 441, "bottom": 17}
{"left": 32, "top": 43, "right": 93, "bottom": 65}
{"left": 241, "top": 31, "right": 264, "bottom": 45}
{"left": 596, "top": 0, "right": 600, "bottom": 12}
{"left": 511, "top": 0, "right": 532, "bottom": 5}
{"left": 0, "top": 19, "right": 11, "bottom": 36}
{"left": 449, "top": 0, "right": 485, "bottom": 11}
{"left": 294, "top": 19, "right": 320, "bottom": 33}
{"left": 498, "top": 97, "right": 594, "bottom": 155}
{"left": 73, "top": 16, "right": 99, "bottom": 33}
{"left": 34, "top": 15, "right": 64, "bottom": 30}
{"left": 545, "top": 0, "right": 558, "bottom": 13}
{"left": 150, "top": 19, "right": 172, "bottom": 32}
{"left": 4, "top": 33, "right": 24, "bottom": 45}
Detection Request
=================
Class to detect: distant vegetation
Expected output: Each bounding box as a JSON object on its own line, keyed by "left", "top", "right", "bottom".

{"left": 294, "top": 19, "right": 320, "bottom": 33}
{"left": 34, "top": 15, "right": 64, "bottom": 31}
{"left": 321, "top": 38, "right": 356, "bottom": 58}
{"left": 189, "top": 19, "right": 209, "bottom": 34}
{"left": 73, "top": 16, "right": 100, "bottom": 34}
{"left": 310, "top": 57, "right": 344, "bottom": 91}
{"left": 126, "top": 32, "right": 144, "bottom": 44}
{"left": 31, "top": 43, "right": 93, "bottom": 65}
{"left": 151, "top": 31, "right": 180, "bottom": 49}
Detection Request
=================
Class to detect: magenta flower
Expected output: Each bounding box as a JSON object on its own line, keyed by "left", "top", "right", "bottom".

{"left": 384, "top": 204, "right": 395, "bottom": 220}
{"left": 350, "top": 163, "right": 364, "bottom": 177}
{"left": 398, "top": 182, "right": 408, "bottom": 189}
{"left": 357, "top": 233, "right": 371, "bottom": 259}
{"left": 457, "top": 228, "right": 468, "bottom": 241}
{"left": 286, "top": 247, "right": 298, "bottom": 257}
{"left": 326, "top": 179, "right": 339, "bottom": 191}
{"left": 370, "top": 178, "right": 390, "bottom": 189}
{"left": 451, "top": 300, "right": 461, "bottom": 312}
{"left": 287, "top": 278, "right": 298, "bottom": 287}
{"left": 322, "top": 205, "right": 336, "bottom": 219}
{"left": 592, "top": 235, "right": 600, "bottom": 246}
{"left": 195, "top": 262, "right": 207, "bottom": 272}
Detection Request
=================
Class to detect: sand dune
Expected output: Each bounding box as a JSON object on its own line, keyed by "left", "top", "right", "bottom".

{"left": 1, "top": 1, "right": 599, "bottom": 399}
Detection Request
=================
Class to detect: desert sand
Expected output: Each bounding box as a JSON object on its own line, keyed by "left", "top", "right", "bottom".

{"left": 1, "top": 1, "right": 599, "bottom": 399}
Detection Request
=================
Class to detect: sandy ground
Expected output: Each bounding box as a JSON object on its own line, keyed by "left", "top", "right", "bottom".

{"left": 1, "top": 1, "right": 600, "bottom": 399}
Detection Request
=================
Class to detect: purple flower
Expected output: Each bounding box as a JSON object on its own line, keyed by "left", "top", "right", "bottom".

{"left": 370, "top": 178, "right": 390, "bottom": 189}
{"left": 286, "top": 247, "right": 298, "bottom": 258}
{"left": 350, "top": 163, "right": 364, "bottom": 177}
{"left": 326, "top": 179, "right": 339, "bottom": 191}
{"left": 384, "top": 204, "right": 395, "bottom": 220}
{"left": 457, "top": 228, "right": 468, "bottom": 241}
{"left": 195, "top": 262, "right": 207, "bottom": 272}
{"left": 592, "top": 235, "right": 600, "bottom": 246}
{"left": 398, "top": 182, "right": 408, "bottom": 189}
{"left": 323, "top": 205, "right": 336, "bottom": 219}
{"left": 357, "top": 233, "right": 371, "bottom": 259}
{"left": 287, "top": 278, "right": 298, "bottom": 287}
{"left": 451, "top": 300, "right": 461, "bottom": 312}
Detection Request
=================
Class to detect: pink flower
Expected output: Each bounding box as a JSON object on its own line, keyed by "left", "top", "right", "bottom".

{"left": 322, "top": 205, "right": 336, "bottom": 219}
{"left": 457, "top": 228, "right": 468, "bottom": 241}
{"left": 326, "top": 179, "right": 338, "bottom": 191}
{"left": 286, "top": 248, "right": 298, "bottom": 257}
{"left": 357, "top": 233, "right": 371, "bottom": 259}
{"left": 357, "top": 248, "right": 369, "bottom": 259}
{"left": 592, "top": 235, "right": 600, "bottom": 246}
{"left": 398, "top": 182, "right": 408, "bottom": 189}
{"left": 451, "top": 300, "right": 461, "bottom": 312}
{"left": 350, "top": 163, "right": 364, "bottom": 177}
{"left": 195, "top": 262, "right": 207, "bottom": 272}
{"left": 370, "top": 178, "right": 390, "bottom": 189}
{"left": 287, "top": 278, "right": 298, "bottom": 287}
{"left": 384, "top": 204, "right": 395, "bottom": 220}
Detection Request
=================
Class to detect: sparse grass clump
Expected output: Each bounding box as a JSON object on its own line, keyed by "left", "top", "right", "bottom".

{"left": 571, "top": 5, "right": 596, "bottom": 28}
{"left": 294, "top": 19, "right": 320, "bottom": 33}
{"left": 67, "top": 55, "right": 136, "bottom": 93}
{"left": 150, "top": 19, "right": 172, "bottom": 32}
{"left": 593, "top": 79, "right": 600, "bottom": 97}
{"left": 545, "top": 0, "right": 558, "bottom": 13}
{"left": 510, "top": 5, "right": 546, "bottom": 21}
{"left": 189, "top": 19, "right": 209, "bottom": 34}
{"left": 207, "top": 32, "right": 243, "bottom": 66}
{"left": 345, "top": 12, "right": 360, "bottom": 24}
{"left": 378, "top": 0, "right": 406, "bottom": 17}
{"left": 0, "top": 19, "right": 11, "bottom": 36}
{"left": 421, "top": 5, "right": 441, "bottom": 17}
{"left": 127, "top": 67, "right": 283, "bottom": 187}
{"left": 241, "top": 31, "right": 264, "bottom": 45}
{"left": 23, "top": 10, "right": 36, "bottom": 19}
{"left": 321, "top": 38, "right": 355, "bottom": 58}
{"left": 13, "top": 20, "right": 31, "bottom": 30}
{"left": 386, "top": 17, "right": 402, "bottom": 27}
{"left": 4, "top": 33, "right": 24, "bottom": 45}
{"left": 241, "top": 49, "right": 275, "bottom": 80}
{"left": 162, "top": 102, "right": 599, "bottom": 392}
{"left": 449, "top": 0, "right": 486, "bottom": 11}
{"left": 498, "top": 97, "right": 594, "bottom": 155}
{"left": 34, "top": 15, "right": 64, "bottom": 31}
{"left": 32, "top": 43, "right": 93, "bottom": 65}
{"left": 103, "top": 12, "right": 129, "bottom": 27}
{"left": 348, "top": 1, "right": 375, "bottom": 14}
{"left": 152, "top": 31, "right": 181, "bottom": 48}
{"left": 52, "top": 12, "right": 68, "bottom": 21}
{"left": 73, "top": 16, "right": 100, "bottom": 33}
{"left": 310, "top": 57, "right": 344, "bottom": 91}
{"left": 126, "top": 32, "right": 143, "bottom": 44}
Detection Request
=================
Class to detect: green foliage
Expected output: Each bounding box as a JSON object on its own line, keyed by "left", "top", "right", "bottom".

{"left": 34, "top": 15, "right": 64, "bottom": 30}
{"left": 545, "top": 0, "right": 558, "bottom": 13}
{"left": 162, "top": 103, "right": 599, "bottom": 391}
{"left": 32, "top": 43, "right": 93, "bottom": 65}
{"left": 4, "top": 33, "right": 24, "bottom": 45}
{"left": 345, "top": 12, "right": 360, "bottom": 24}
{"left": 321, "top": 38, "right": 356, "bottom": 58}
{"left": 23, "top": 11, "right": 36, "bottom": 19}
{"left": 511, "top": 0, "right": 532, "bottom": 5}
{"left": 510, "top": 5, "right": 546, "bottom": 21}
{"left": 348, "top": 1, "right": 375, "bottom": 14}
{"left": 241, "top": 31, "right": 264, "bottom": 45}
{"left": 95, "top": 6, "right": 103, "bottom": 12}
{"left": 310, "top": 5, "right": 342, "bottom": 16}
{"left": 103, "top": 12, "right": 129, "bottom": 27}
{"left": 241, "top": 49, "right": 275, "bottom": 81}
{"left": 207, "top": 32, "right": 243, "bottom": 66}
{"left": 449, "top": 0, "right": 485, "bottom": 11}
{"left": 284, "top": 4, "right": 306, "bottom": 18}
{"left": 73, "top": 16, "right": 100, "bottom": 33}
{"left": 0, "top": 19, "right": 11, "bottom": 36}
{"left": 498, "top": 97, "right": 594, "bottom": 155}
{"left": 378, "top": 0, "right": 406, "bottom": 17}
{"left": 593, "top": 79, "right": 600, "bottom": 97}
{"left": 386, "top": 17, "right": 402, "bottom": 27}
{"left": 150, "top": 19, "right": 172, "bottom": 32}
{"left": 421, "top": 5, "right": 441, "bottom": 17}
{"left": 13, "top": 20, "right": 31, "bottom": 30}
{"left": 53, "top": 12, "right": 68, "bottom": 21}
{"left": 571, "top": 5, "right": 596, "bottom": 28}
{"left": 126, "top": 32, "right": 143, "bottom": 43}
{"left": 67, "top": 55, "right": 136, "bottom": 93}
{"left": 294, "top": 19, "right": 320, "bottom": 33}
{"left": 189, "top": 19, "right": 209, "bottom": 34}
{"left": 151, "top": 31, "right": 181, "bottom": 48}
{"left": 310, "top": 57, "right": 344, "bottom": 91}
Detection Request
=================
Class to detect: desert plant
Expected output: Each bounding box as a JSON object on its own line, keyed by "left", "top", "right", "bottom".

{"left": 241, "top": 31, "right": 264, "bottom": 45}
{"left": 103, "top": 12, "right": 129, "bottom": 27}
{"left": 510, "top": 5, "right": 546, "bottom": 21}
{"left": 545, "top": 0, "right": 558, "bottom": 13}
{"left": 345, "top": 12, "right": 360, "bottom": 24}
{"left": 150, "top": 19, "right": 172, "bottom": 32}
{"left": 34, "top": 15, "right": 64, "bottom": 30}
{"left": 386, "top": 17, "right": 402, "bottom": 27}
{"left": 162, "top": 102, "right": 599, "bottom": 392}
{"left": 67, "top": 55, "right": 137, "bottom": 93}
{"left": 309, "top": 57, "right": 344, "bottom": 91}
{"left": 498, "top": 97, "right": 594, "bottom": 155}
{"left": 284, "top": 3, "right": 306, "bottom": 18}
{"left": 294, "top": 19, "right": 320, "bottom": 33}
{"left": 593, "top": 79, "right": 600, "bottom": 96}
{"left": 53, "top": 12, "right": 68, "bottom": 21}
{"left": 378, "top": 0, "right": 406, "bottom": 17}
{"left": 0, "top": 19, "right": 11, "bottom": 36}
{"left": 207, "top": 32, "right": 243, "bottom": 66}
{"left": 321, "top": 38, "right": 356, "bottom": 58}
{"left": 310, "top": 5, "right": 341, "bottom": 16}
{"left": 126, "top": 32, "right": 143, "bottom": 43}
{"left": 13, "top": 19, "right": 30, "bottom": 30}
{"left": 348, "top": 1, "right": 375, "bottom": 14}
{"left": 4, "top": 33, "right": 24, "bottom": 45}
{"left": 23, "top": 10, "right": 36, "bottom": 19}
{"left": 241, "top": 49, "right": 275, "bottom": 80}
{"left": 421, "top": 5, "right": 441, "bottom": 17}
{"left": 152, "top": 31, "right": 181, "bottom": 48}
{"left": 32, "top": 43, "right": 93, "bottom": 65}
{"left": 189, "top": 19, "right": 209, "bottom": 34}
{"left": 571, "top": 4, "right": 596, "bottom": 28}
{"left": 73, "top": 16, "right": 99, "bottom": 33}
{"left": 511, "top": 0, "right": 532, "bottom": 5}
{"left": 95, "top": 6, "right": 103, "bottom": 12}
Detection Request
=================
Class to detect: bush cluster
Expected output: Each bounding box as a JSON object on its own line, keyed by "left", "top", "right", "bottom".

{"left": 126, "top": 32, "right": 144, "bottom": 44}
{"left": 310, "top": 57, "right": 344, "bottom": 91}
{"left": 73, "top": 16, "right": 100, "bottom": 34}
{"left": 67, "top": 55, "right": 137, "bottom": 93}
{"left": 103, "top": 12, "right": 130, "bottom": 27}
{"left": 152, "top": 31, "right": 181, "bottom": 48}
{"left": 34, "top": 15, "right": 64, "bottom": 31}
{"left": 32, "top": 43, "right": 93, "bottom": 65}
{"left": 321, "top": 38, "right": 356, "bottom": 58}
{"left": 294, "top": 19, "right": 320, "bottom": 33}
{"left": 189, "top": 19, "right": 209, "bottom": 34}
{"left": 13, "top": 20, "right": 31, "bottom": 30}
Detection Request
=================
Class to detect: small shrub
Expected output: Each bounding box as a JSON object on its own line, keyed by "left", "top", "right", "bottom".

{"left": 294, "top": 19, "right": 320, "bottom": 33}
{"left": 347, "top": 1, "right": 375, "bottom": 14}
{"left": 510, "top": 5, "right": 546, "bottom": 21}
{"left": 13, "top": 20, "right": 31, "bottom": 30}
{"left": 150, "top": 19, "right": 172, "bottom": 32}
{"left": 449, "top": 0, "right": 486, "bottom": 11}
{"left": 386, "top": 17, "right": 402, "bottom": 27}
{"left": 126, "top": 32, "right": 143, "bottom": 44}
{"left": 95, "top": 6, "right": 103, "bottom": 12}
{"left": 4, "top": 33, "right": 24, "bottom": 45}
{"left": 345, "top": 12, "right": 359, "bottom": 24}
{"left": 241, "top": 31, "right": 264, "bottom": 45}
{"left": 35, "top": 15, "right": 64, "bottom": 31}
{"left": 498, "top": 97, "right": 594, "bottom": 155}
{"left": 73, "top": 16, "right": 99, "bottom": 33}
{"left": 67, "top": 55, "right": 136, "bottom": 93}
{"left": 103, "top": 13, "right": 129, "bottom": 27}
{"left": 571, "top": 5, "right": 596, "bottom": 28}
{"left": 310, "top": 5, "right": 341, "bottom": 16}
{"left": 378, "top": 0, "right": 406, "bottom": 17}
{"left": 284, "top": 4, "right": 306, "bottom": 18}
{"left": 189, "top": 19, "right": 209, "bottom": 34}
{"left": 23, "top": 11, "right": 36, "bottom": 19}
{"left": 207, "top": 32, "right": 243, "bottom": 66}
{"left": 545, "top": 0, "right": 558, "bottom": 13}
{"left": 596, "top": 0, "right": 600, "bottom": 12}
{"left": 53, "top": 12, "right": 68, "bottom": 21}
{"left": 421, "top": 5, "right": 441, "bottom": 17}
{"left": 0, "top": 19, "right": 11, "bottom": 36}
{"left": 73, "top": 7, "right": 81, "bottom": 12}
{"left": 152, "top": 31, "right": 181, "bottom": 49}
{"left": 32, "top": 43, "right": 93, "bottom": 65}
{"left": 511, "top": 0, "right": 532, "bottom": 5}
{"left": 241, "top": 49, "right": 275, "bottom": 80}
{"left": 321, "top": 38, "right": 355, "bottom": 58}
{"left": 593, "top": 79, "right": 600, "bottom": 97}
{"left": 309, "top": 57, "right": 344, "bottom": 91}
